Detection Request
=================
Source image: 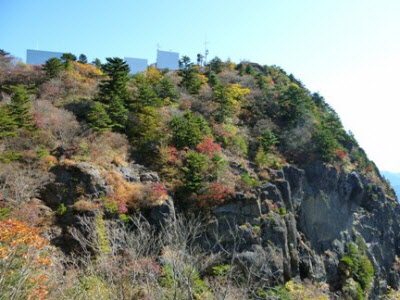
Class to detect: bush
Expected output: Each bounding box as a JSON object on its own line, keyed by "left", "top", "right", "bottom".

{"left": 169, "top": 112, "right": 211, "bottom": 149}
{"left": 0, "top": 219, "right": 53, "bottom": 299}
{"left": 0, "top": 162, "right": 53, "bottom": 204}
{"left": 259, "top": 129, "right": 278, "bottom": 151}
{"left": 34, "top": 100, "right": 80, "bottom": 147}
{"left": 197, "top": 182, "right": 234, "bottom": 208}
{"left": 196, "top": 137, "right": 221, "bottom": 157}
{"left": 241, "top": 173, "right": 260, "bottom": 188}
{"left": 340, "top": 242, "right": 374, "bottom": 294}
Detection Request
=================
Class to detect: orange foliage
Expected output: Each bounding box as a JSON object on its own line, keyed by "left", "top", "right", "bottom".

{"left": 0, "top": 219, "right": 48, "bottom": 252}
{"left": 0, "top": 220, "right": 52, "bottom": 299}
{"left": 104, "top": 171, "right": 144, "bottom": 210}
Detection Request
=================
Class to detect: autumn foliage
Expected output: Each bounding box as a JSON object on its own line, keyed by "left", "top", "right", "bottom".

{"left": 198, "top": 182, "right": 234, "bottom": 208}
{"left": 0, "top": 219, "right": 52, "bottom": 299}
{"left": 196, "top": 137, "right": 222, "bottom": 157}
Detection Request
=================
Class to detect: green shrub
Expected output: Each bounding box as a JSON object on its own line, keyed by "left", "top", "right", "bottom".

{"left": 341, "top": 242, "right": 374, "bottom": 294}
{"left": 169, "top": 112, "right": 211, "bottom": 149}
{"left": 212, "top": 264, "right": 231, "bottom": 277}
{"left": 56, "top": 203, "right": 67, "bottom": 215}
{"left": 230, "top": 135, "right": 248, "bottom": 156}
{"left": 259, "top": 129, "right": 278, "bottom": 151}
{"left": 0, "top": 207, "right": 12, "bottom": 220}
{"left": 241, "top": 173, "right": 260, "bottom": 188}
{"left": 0, "top": 151, "right": 22, "bottom": 163}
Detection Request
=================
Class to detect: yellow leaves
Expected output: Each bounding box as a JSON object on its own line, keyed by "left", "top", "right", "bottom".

{"left": 215, "top": 83, "right": 250, "bottom": 105}
{"left": 145, "top": 66, "right": 163, "bottom": 85}
{"left": 197, "top": 73, "right": 209, "bottom": 85}
{"left": 73, "top": 61, "right": 103, "bottom": 76}
{"left": 284, "top": 280, "right": 329, "bottom": 300}
{"left": 227, "top": 83, "right": 250, "bottom": 100}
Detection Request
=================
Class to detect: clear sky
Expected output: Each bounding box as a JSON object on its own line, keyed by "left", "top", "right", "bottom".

{"left": 1, "top": 0, "right": 400, "bottom": 171}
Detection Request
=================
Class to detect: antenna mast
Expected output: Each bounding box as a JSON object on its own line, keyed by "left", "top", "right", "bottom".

{"left": 204, "top": 38, "right": 209, "bottom": 66}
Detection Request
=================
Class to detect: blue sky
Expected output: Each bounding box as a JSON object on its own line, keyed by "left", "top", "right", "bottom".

{"left": 2, "top": 0, "right": 400, "bottom": 171}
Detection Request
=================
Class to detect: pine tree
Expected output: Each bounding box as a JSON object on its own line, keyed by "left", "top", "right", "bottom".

{"left": 61, "top": 53, "right": 77, "bottom": 70}
{"left": 133, "top": 84, "right": 162, "bottom": 109}
{"left": 78, "top": 54, "right": 88, "bottom": 64}
{"left": 0, "top": 105, "right": 17, "bottom": 139}
{"left": 92, "top": 58, "right": 102, "bottom": 69}
{"left": 155, "top": 77, "right": 178, "bottom": 102}
{"left": 8, "top": 85, "right": 34, "bottom": 129}
{"left": 87, "top": 102, "right": 112, "bottom": 132}
{"left": 178, "top": 56, "right": 202, "bottom": 94}
{"left": 107, "top": 96, "right": 128, "bottom": 131}
{"left": 42, "top": 58, "right": 63, "bottom": 79}
{"left": 98, "top": 57, "right": 130, "bottom": 103}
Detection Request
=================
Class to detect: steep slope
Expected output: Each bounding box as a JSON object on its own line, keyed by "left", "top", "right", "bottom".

{"left": 0, "top": 51, "right": 399, "bottom": 299}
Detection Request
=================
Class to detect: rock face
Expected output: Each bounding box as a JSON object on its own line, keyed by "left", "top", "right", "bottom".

{"left": 212, "top": 161, "right": 400, "bottom": 298}
{"left": 40, "top": 161, "right": 166, "bottom": 253}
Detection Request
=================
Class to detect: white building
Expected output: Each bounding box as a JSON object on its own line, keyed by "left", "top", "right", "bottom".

{"left": 26, "top": 49, "right": 63, "bottom": 64}
{"left": 156, "top": 50, "right": 179, "bottom": 70}
{"left": 125, "top": 57, "right": 148, "bottom": 74}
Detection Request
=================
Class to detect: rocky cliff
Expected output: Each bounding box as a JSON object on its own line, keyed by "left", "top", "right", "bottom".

{"left": 210, "top": 162, "right": 400, "bottom": 298}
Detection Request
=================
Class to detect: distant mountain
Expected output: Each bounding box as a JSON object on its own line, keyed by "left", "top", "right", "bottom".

{"left": 381, "top": 170, "right": 400, "bottom": 198}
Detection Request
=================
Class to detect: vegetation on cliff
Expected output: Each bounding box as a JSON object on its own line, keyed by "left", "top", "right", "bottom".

{"left": 0, "top": 49, "right": 398, "bottom": 299}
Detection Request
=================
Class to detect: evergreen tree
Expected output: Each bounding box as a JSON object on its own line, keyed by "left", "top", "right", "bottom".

{"left": 87, "top": 102, "right": 112, "bottom": 132}
{"left": 278, "top": 84, "right": 312, "bottom": 127}
{"left": 0, "top": 49, "right": 10, "bottom": 56}
{"left": 208, "top": 57, "right": 223, "bottom": 73}
{"left": 155, "top": 77, "right": 178, "bottom": 102}
{"left": 208, "top": 71, "right": 219, "bottom": 87}
{"left": 92, "top": 58, "right": 102, "bottom": 69}
{"left": 107, "top": 96, "right": 128, "bottom": 131}
{"left": 0, "top": 105, "right": 17, "bottom": 139}
{"left": 61, "top": 53, "right": 77, "bottom": 62}
{"left": 169, "top": 112, "right": 212, "bottom": 149}
{"left": 133, "top": 84, "right": 162, "bottom": 108}
{"left": 61, "top": 53, "right": 77, "bottom": 70}
{"left": 8, "top": 85, "right": 34, "bottom": 129}
{"left": 245, "top": 64, "right": 254, "bottom": 75}
{"left": 78, "top": 54, "right": 88, "bottom": 64}
{"left": 127, "top": 106, "right": 163, "bottom": 147}
{"left": 42, "top": 58, "right": 63, "bottom": 79}
{"left": 178, "top": 56, "right": 202, "bottom": 94}
{"left": 236, "top": 63, "right": 245, "bottom": 76}
{"left": 182, "top": 151, "right": 209, "bottom": 193}
{"left": 98, "top": 57, "right": 130, "bottom": 103}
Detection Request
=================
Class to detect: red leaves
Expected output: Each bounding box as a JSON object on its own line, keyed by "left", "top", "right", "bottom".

{"left": 198, "top": 182, "right": 234, "bottom": 208}
{"left": 196, "top": 137, "right": 221, "bottom": 157}
{"left": 335, "top": 149, "right": 348, "bottom": 161}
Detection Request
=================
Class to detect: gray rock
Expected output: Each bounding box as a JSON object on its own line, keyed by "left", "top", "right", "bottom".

{"left": 150, "top": 196, "right": 175, "bottom": 227}
{"left": 115, "top": 162, "right": 160, "bottom": 183}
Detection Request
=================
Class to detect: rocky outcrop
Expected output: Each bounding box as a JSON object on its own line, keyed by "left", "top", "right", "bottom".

{"left": 212, "top": 162, "right": 400, "bottom": 298}
{"left": 40, "top": 161, "right": 167, "bottom": 254}
{"left": 115, "top": 162, "right": 160, "bottom": 183}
